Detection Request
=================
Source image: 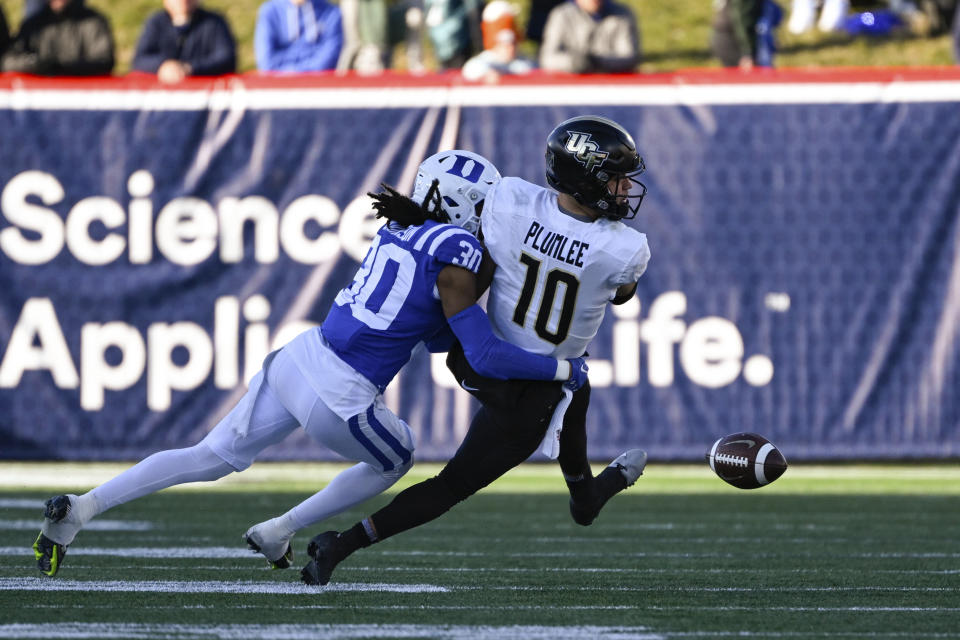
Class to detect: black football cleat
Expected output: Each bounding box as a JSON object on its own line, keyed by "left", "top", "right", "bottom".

{"left": 300, "top": 531, "right": 343, "bottom": 586}
{"left": 569, "top": 449, "right": 647, "bottom": 526}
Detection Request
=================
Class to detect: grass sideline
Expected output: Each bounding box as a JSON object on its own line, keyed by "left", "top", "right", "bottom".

{"left": 1, "top": 463, "right": 958, "bottom": 639}
{"left": 0, "top": 0, "right": 954, "bottom": 75}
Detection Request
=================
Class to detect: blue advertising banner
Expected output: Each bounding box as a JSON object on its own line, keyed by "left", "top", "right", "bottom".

{"left": 1, "top": 72, "right": 958, "bottom": 461}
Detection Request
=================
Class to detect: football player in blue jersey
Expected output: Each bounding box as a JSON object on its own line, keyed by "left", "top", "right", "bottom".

{"left": 299, "top": 115, "right": 650, "bottom": 587}
{"left": 32, "top": 150, "right": 589, "bottom": 578}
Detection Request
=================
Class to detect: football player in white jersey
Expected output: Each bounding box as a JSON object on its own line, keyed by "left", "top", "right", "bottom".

{"left": 300, "top": 115, "right": 650, "bottom": 586}
{"left": 32, "top": 150, "right": 588, "bottom": 578}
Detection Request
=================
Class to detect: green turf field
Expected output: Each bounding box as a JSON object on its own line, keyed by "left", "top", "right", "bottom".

{"left": 1, "top": 462, "right": 959, "bottom": 639}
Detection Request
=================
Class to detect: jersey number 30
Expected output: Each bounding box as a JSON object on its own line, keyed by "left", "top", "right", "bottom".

{"left": 346, "top": 242, "right": 416, "bottom": 330}
{"left": 512, "top": 253, "right": 579, "bottom": 345}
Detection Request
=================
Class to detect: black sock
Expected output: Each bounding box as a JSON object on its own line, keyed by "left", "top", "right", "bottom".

{"left": 595, "top": 464, "right": 628, "bottom": 501}
{"left": 338, "top": 521, "right": 374, "bottom": 559}
{"left": 565, "top": 468, "right": 595, "bottom": 505}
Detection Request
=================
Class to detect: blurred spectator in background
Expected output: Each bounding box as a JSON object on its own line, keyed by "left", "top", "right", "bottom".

{"left": 0, "top": 7, "right": 9, "bottom": 59}
{"left": 888, "top": 0, "right": 958, "bottom": 35}
{"left": 925, "top": 1, "right": 958, "bottom": 34}
{"left": 478, "top": 0, "right": 517, "bottom": 49}
{"left": 712, "top": 0, "right": 782, "bottom": 69}
{"left": 539, "top": 0, "right": 640, "bottom": 73}
{"left": 1, "top": 0, "right": 114, "bottom": 75}
{"left": 461, "top": 1, "right": 535, "bottom": 82}
{"left": 788, "top": 0, "right": 953, "bottom": 34}
{"left": 954, "top": 1, "right": 960, "bottom": 61}
{"left": 424, "top": 0, "right": 483, "bottom": 70}
{"left": 787, "top": 0, "right": 847, "bottom": 32}
{"left": 23, "top": 0, "right": 46, "bottom": 21}
{"left": 255, "top": 0, "right": 343, "bottom": 72}
{"left": 712, "top": 0, "right": 763, "bottom": 69}
{"left": 337, "top": 0, "right": 424, "bottom": 73}
{"left": 525, "top": 0, "right": 565, "bottom": 46}
{"left": 132, "top": 0, "right": 236, "bottom": 83}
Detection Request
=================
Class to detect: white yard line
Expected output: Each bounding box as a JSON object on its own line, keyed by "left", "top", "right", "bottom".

{"left": 2, "top": 576, "right": 955, "bottom": 594}
{"left": 4, "top": 545, "right": 960, "bottom": 561}
{"left": 649, "top": 606, "right": 960, "bottom": 612}
{"left": 355, "top": 566, "right": 960, "bottom": 576}
{"left": 0, "top": 624, "right": 661, "bottom": 640}
{"left": 26, "top": 603, "right": 960, "bottom": 613}
{"left": 526, "top": 536, "right": 912, "bottom": 544}
{"left": 0, "top": 577, "right": 447, "bottom": 594}
{"left": 389, "top": 549, "right": 960, "bottom": 559}
{"left": 24, "top": 564, "right": 960, "bottom": 577}
{"left": 1, "top": 546, "right": 243, "bottom": 558}
{"left": 1, "top": 623, "right": 958, "bottom": 639}
{"left": 0, "top": 520, "right": 154, "bottom": 532}
{"left": 0, "top": 499, "right": 45, "bottom": 509}
{"left": 654, "top": 635, "right": 960, "bottom": 639}
{"left": 480, "top": 585, "right": 959, "bottom": 592}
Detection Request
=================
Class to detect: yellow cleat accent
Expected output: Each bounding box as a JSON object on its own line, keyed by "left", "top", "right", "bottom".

{"left": 33, "top": 532, "right": 66, "bottom": 577}
{"left": 270, "top": 544, "right": 294, "bottom": 570}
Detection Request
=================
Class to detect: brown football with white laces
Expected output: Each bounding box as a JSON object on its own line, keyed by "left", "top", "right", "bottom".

{"left": 705, "top": 432, "right": 787, "bottom": 489}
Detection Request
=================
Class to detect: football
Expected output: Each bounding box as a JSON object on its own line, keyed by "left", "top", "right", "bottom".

{"left": 705, "top": 432, "right": 788, "bottom": 489}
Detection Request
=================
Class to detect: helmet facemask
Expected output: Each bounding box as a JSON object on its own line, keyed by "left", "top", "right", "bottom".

{"left": 591, "top": 158, "right": 647, "bottom": 220}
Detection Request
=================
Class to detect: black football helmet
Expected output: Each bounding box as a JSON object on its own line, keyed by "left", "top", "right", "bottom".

{"left": 545, "top": 115, "right": 647, "bottom": 220}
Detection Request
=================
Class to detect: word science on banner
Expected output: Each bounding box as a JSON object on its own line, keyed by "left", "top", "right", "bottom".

{"left": 1, "top": 71, "right": 959, "bottom": 461}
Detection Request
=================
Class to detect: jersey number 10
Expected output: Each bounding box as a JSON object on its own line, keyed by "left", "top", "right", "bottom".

{"left": 512, "top": 253, "right": 579, "bottom": 345}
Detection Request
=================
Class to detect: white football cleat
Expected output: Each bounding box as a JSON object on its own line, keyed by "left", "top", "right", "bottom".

{"left": 610, "top": 449, "right": 647, "bottom": 487}
{"left": 244, "top": 518, "right": 294, "bottom": 569}
{"left": 569, "top": 449, "right": 647, "bottom": 526}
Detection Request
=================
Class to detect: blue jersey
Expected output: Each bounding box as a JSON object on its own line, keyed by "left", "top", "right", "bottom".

{"left": 321, "top": 220, "right": 483, "bottom": 387}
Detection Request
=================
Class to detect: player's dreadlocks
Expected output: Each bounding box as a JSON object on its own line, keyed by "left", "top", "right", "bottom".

{"left": 368, "top": 180, "right": 450, "bottom": 227}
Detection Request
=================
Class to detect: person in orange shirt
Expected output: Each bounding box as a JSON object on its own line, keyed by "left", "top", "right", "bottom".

{"left": 461, "top": 1, "right": 535, "bottom": 82}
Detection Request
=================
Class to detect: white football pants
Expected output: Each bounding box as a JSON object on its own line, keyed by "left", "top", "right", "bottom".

{"left": 84, "top": 347, "right": 414, "bottom": 526}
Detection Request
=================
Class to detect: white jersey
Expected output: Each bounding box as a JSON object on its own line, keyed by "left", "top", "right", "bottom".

{"left": 482, "top": 176, "right": 650, "bottom": 359}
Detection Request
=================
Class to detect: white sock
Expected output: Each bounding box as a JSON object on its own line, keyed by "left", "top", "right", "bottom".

{"left": 286, "top": 462, "right": 397, "bottom": 531}
{"left": 255, "top": 514, "right": 297, "bottom": 542}
{"left": 85, "top": 444, "right": 235, "bottom": 515}
{"left": 70, "top": 493, "right": 99, "bottom": 526}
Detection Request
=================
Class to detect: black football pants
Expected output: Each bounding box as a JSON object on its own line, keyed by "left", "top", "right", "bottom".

{"left": 369, "top": 344, "right": 592, "bottom": 541}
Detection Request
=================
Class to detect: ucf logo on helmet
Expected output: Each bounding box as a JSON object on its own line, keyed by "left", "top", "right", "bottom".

{"left": 565, "top": 132, "right": 609, "bottom": 171}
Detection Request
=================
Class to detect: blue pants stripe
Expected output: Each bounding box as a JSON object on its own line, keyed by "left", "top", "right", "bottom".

{"left": 348, "top": 414, "right": 394, "bottom": 472}
{"left": 366, "top": 406, "right": 412, "bottom": 466}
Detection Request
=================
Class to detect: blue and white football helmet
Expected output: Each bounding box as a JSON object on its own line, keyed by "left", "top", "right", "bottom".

{"left": 411, "top": 150, "right": 502, "bottom": 236}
